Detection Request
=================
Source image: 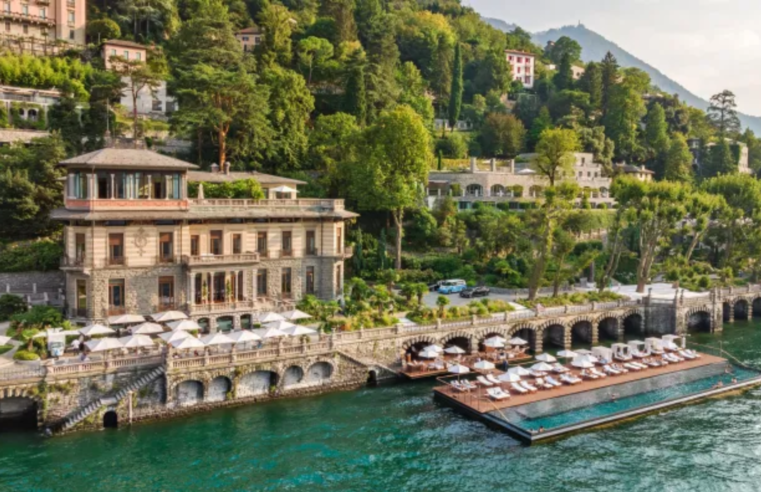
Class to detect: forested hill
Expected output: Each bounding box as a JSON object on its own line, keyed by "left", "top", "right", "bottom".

{"left": 484, "top": 19, "right": 761, "bottom": 135}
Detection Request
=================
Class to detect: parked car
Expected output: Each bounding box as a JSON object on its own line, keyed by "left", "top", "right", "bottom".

{"left": 438, "top": 279, "right": 468, "bottom": 294}
{"left": 460, "top": 286, "right": 491, "bottom": 298}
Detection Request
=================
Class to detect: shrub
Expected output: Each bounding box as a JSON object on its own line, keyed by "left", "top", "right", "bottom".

{"left": 0, "top": 294, "right": 26, "bottom": 321}
{"left": 11, "top": 305, "right": 63, "bottom": 330}
{"left": 435, "top": 133, "right": 468, "bottom": 159}
{"left": 13, "top": 350, "right": 40, "bottom": 361}
{"left": 0, "top": 240, "right": 62, "bottom": 272}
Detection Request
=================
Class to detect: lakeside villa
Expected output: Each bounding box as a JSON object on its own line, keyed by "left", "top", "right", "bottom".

{"left": 52, "top": 146, "right": 357, "bottom": 331}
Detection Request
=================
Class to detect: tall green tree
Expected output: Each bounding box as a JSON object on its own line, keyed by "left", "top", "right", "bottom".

{"left": 600, "top": 51, "right": 619, "bottom": 116}
{"left": 257, "top": 3, "right": 294, "bottom": 67}
{"left": 553, "top": 52, "right": 574, "bottom": 91}
{"left": 479, "top": 113, "right": 526, "bottom": 158}
{"left": 430, "top": 34, "right": 452, "bottom": 117}
{"left": 447, "top": 43, "right": 463, "bottom": 133}
{"left": 110, "top": 48, "right": 168, "bottom": 139}
{"left": 704, "top": 139, "right": 737, "bottom": 177}
{"left": 343, "top": 49, "right": 367, "bottom": 125}
{"left": 350, "top": 106, "right": 432, "bottom": 270}
{"left": 707, "top": 90, "right": 741, "bottom": 136}
{"left": 532, "top": 128, "right": 579, "bottom": 186}
{"left": 528, "top": 106, "right": 553, "bottom": 150}
{"left": 603, "top": 77, "right": 646, "bottom": 161}
{"left": 579, "top": 61, "right": 603, "bottom": 110}
{"left": 663, "top": 133, "right": 694, "bottom": 183}
{"left": 546, "top": 36, "right": 582, "bottom": 65}
{"left": 645, "top": 103, "right": 670, "bottom": 156}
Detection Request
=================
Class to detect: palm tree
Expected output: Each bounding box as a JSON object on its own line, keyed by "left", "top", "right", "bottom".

{"left": 414, "top": 283, "right": 429, "bottom": 306}
{"left": 370, "top": 286, "right": 392, "bottom": 317}
{"left": 400, "top": 283, "right": 416, "bottom": 304}
{"left": 436, "top": 295, "right": 450, "bottom": 318}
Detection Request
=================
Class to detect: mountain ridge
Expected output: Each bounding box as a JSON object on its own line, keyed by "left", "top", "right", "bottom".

{"left": 483, "top": 18, "right": 761, "bottom": 134}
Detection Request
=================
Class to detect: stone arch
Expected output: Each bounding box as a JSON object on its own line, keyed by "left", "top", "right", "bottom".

{"left": 723, "top": 302, "right": 732, "bottom": 322}
{"left": 103, "top": 410, "right": 118, "bottom": 429}
{"left": 541, "top": 323, "right": 567, "bottom": 349}
{"left": 734, "top": 299, "right": 750, "bottom": 321}
{"left": 570, "top": 317, "right": 595, "bottom": 346}
{"left": 622, "top": 312, "right": 644, "bottom": 337}
{"left": 597, "top": 316, "right": 620, "bottom": 342}
{"left": 238, "top": 370, "right": 279, "bottom": 397}
{"left": 509, "top": 324, "right": 538, "bottom": 353}
{"left": 466, "top": 184, "right": 483, "bottom": 196}
{"left": 441, "top": 331, "right": 473, "bottom": 353}
{"left": 402, "top": 336, "right": 438, "bottom": 351}
{"left": 207, "top": 376, "right": 232, "bottom": 402}
{"left": 27, "top": 109, "right": 37, "bottom": 122}
{"left": 305, "top": 361, "right": 334, "bottom": 386}
{"left": 282, "top": 365, "right": 305, "bottom": 388}
{"left": 752, "top": 297, "right": 761, "bottom": 317}
{"left": 175, "top": 380, "right": 204, "bottom": 407}
{"left": 0, "top": 395, "right": 41, "bottom": 431}
{"left": 687, "top": 310, "right": 712, "bottom": 332}
{"left": 491, "top": 184, "right": 506, "bottom": 197}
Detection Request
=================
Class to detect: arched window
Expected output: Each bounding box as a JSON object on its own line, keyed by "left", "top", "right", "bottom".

{"left": 490, "top": 184, "right": 506, "bottom": 197}
{"left": 466, "top": 184, "right": 483, "bottom": 197}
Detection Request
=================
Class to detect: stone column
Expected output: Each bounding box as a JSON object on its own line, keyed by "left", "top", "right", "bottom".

{"left": 591, "top": 325, "right": 599, "bottom": 345}
{"left": 534, "top": 331, "right": 543, "bottom": 354}
{"left": 563, "top": 327, "right": 572, "bottom": 350}
{"left": 165, "top": 175, "right": 170, "bottom": 200}
{"left": 146, "top": 175, "right": 152, "bottom": 199}
{"left": 110, "top": 173, "right": 115, "bottom": 199}
{"left": 728, "top": 303, "right": 735, "bottom": 323}
{"left": 189, "top": 272, "right": 195, "bottom": 308}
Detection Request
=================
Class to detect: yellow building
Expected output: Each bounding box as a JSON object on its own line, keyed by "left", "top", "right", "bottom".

{"left": 53, "top": 148, "right": 357, "bottom": 332}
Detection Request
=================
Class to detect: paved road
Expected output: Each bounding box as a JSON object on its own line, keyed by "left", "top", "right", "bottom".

{"left": 421, "top": 291, "right": 529, "bottom": 311}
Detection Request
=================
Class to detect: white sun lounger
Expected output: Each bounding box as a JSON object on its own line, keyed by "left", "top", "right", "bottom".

{"left": 603, "top": 365, "right": 620, "bottom": 375}
{"left": 477, "top": 376, "right": 494, "bottom": 387}
{"left": 510, "top": 383, "right": 528, "bottom": 394}
{"left": 590, "top": 368, "right": 607, "bottom": 378}
{"left": 623, "top": 363, "right": 641, "bottom": 371}
{"left": 486, "top": 388, "right": 511, "bottom": 400}
{"left": 545, "top": 376, "right": 562, "bottom": 387}
{"left": 520, "top": 381, "right": 538, "bottom": 392}
{"left": 611, "top": 364, "right": 629, "bottom": 373}
{"left": 678, "top": 350, "right": 696, "bottom": 360}
{"left": 560, "top": 373, "right": 582, "bottom": 385}
{"left": 486, "top": 374, "right": 502, "bottom": 385}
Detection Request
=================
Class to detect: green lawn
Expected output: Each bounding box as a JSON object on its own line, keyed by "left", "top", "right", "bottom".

{"left": 0, "top": 344, "right": 13, "bottom": 355}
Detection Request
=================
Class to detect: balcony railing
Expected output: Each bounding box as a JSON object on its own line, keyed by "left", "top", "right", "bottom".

{"left": 108, "top": 256, "right": 126, "bottom": 267}
{"left": 61, "top": 254, "right": 87, "bottom": 268}
{"left": 190, "top": 198, "right": 345, "bottom": 211}
{"left": 1, "top": 12, "right": 55, "bottom": 26}
{"left": 188, "top": 299, "right": 255, "bottom": 314}
{"left": 156, "top": 297, "right": 176, "bottom": 311}
{"left": 340, "top": 246, "right": 354, "bottom": 258}
{"left": 304, "top": 247, "right": 318, "bottom": 256}
{"left": 108, "top": 306, "right": 126, "bottom": 316}
{"left": 156, "top": 254, "right": 177, "bottom": 264}
{"left": 181, "top": 253, "right": 260, "bottom": 266}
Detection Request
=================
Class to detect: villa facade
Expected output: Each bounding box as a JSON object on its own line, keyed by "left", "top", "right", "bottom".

{"left": 0, "top": 0, "right": 86, "bottom": 54}
{"left": 52, "top": 148, "right": 357, "bottom": 332}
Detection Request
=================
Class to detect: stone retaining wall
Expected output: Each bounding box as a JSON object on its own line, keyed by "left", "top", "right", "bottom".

{"left": 0, "top": 271, "right": 65, "bottom": 294}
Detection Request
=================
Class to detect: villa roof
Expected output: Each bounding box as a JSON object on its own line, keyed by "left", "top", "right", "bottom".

{"left": 187, "top": 170, "right": 306, "bottom": 185}
{"left": 616, "top": 164, "right": 655, "bottom": 175}
{"left": 237, "top": 26, "right": 263, "bottom": 34}
{"left": 60, "top": 149, "right": 200, "bottom": 170}
{"left": 102, "top": 39, "right": 147, "bottom": 50}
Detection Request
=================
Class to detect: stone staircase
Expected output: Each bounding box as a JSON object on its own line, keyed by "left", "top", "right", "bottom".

{"left": 53, "top": 366, "right": 165, "bottom": 433}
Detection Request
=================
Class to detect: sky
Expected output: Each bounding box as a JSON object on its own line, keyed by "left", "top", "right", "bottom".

{"left": 468, "top": 0, "right": 761, "bottom": 115}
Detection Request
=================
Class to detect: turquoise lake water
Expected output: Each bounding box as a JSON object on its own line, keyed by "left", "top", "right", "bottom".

{"left": 3, "top": 322, "right": 761, "bottom": 491}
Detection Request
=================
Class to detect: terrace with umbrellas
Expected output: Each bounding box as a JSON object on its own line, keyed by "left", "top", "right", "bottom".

{"left": 32, "top": 309, "right": 319, "bottom": 365}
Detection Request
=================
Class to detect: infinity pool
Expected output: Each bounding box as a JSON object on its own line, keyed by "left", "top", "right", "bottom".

{"left": 500, "top": 365, "right": 761, "bottom": 432}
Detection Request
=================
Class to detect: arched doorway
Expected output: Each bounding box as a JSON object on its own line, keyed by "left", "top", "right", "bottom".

{"left": 0, "top": 397, "right": 38, "bottom": 432}
{"left": 514, "top": 328, "right": 537, "bottom": 353}
{"left": 598, "top": 317, "right": 619, "bottom": 342}
{"left": 623, "top": 313, "right": 644, "bottom": 337}
{"left": 405, "top": 341, "right": 434, "bottom": 361}
{"left": 241, "top": 314, "right": 252, "bottom": 330}
{"left": 753, "top": 298, "right": 761, "bottom": 317}
{"left": 175, "top": 380, "right": 204, "bottom": 407}
{"left": 723, "top": 302, "right": 732, "bottom": 322}
{"left": 198, "top": 318, "right": 210, "bottom": 334}
{"left": 542, "top": 324, "right": 565, "bottom": 349}
{"left": 444, "top": 336, "right": 471, "bottom": 353}
{"left": 207, "top": 376, "right": 232, "bottom": 402}
{"left": 734, "top": 300, "right": 749, "bottom": 321}
{"left": 571, "top": 320, "right": 593, "bottom": 347}
{"left": 688, "top": 311, "right": 712, "bottom": 332}
{"left": 466, "top": 184, "right": 483, "bottom": 196}
{"left": 103, "top": 410, "right": 118, "bottom": 429}
{"left": 238, "top": 371, "right": 279, "bottom": 397}
{"left": 305, "top": 362, "right": 333, "bottom": 385}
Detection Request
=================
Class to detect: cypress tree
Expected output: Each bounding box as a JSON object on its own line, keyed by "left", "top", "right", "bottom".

{"left": 600, "top": 51, "right": 619, "bottom": 116}
{"left": 377, "top": 229, "right": 388, "bottom": 270}
{"left": 447, "top": 43, "right": 463, "bottom": 134}
{"left": 553, "top": 52, "right": 574, "bottom": 91}
{"left": 352, "top": 228, "right": 365, "bottom": 276}
{"left": 344, "top": 50, "right": 367, "bottom": 125}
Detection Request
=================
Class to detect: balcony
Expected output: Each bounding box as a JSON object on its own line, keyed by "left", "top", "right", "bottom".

{"left": 181, "top": 253, "right": 260, "bottom": 267}
{"left": 188, "top": 299, "right": 256, "bottom": 315}
{"left": 304, "top": 247, "right": 319, "bottom": 257}
{"left": 189, "top": 198, "right": 345, "bottom": 212}
{"left": 108, "top": 306, "right": 126, "bottom": 316}
{"left": 340, "top": 246, "right": 353, "bottom": 259}
{"left": 156, "top": 254, "right": 178, "bottom": 265}
{"left": 156, "top": 297, "right": 176, "bottom": 311}
{"left": 108, "top": 256, "right": 126, "bottom": 267}
{"left": 61, "top": 254, "right": 87, "bottom": 270}
{"left": 1, "top": 12, "right": 55, "bottom": 26}
{"left": 64, "top": 198, "right": 189, "bottom": 212}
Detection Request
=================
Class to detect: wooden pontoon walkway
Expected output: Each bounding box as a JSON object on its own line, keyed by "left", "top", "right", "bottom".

{"left": 433, "top": 353, "right": 728, "bottom": 414}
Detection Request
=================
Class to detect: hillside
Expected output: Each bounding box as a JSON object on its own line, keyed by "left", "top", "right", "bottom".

{"left": 484, "top": 19, "right": 761, "bottom": 134}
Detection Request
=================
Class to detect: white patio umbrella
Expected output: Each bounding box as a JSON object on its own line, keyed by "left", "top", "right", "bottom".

{"left": 79, "top": 324, "right": 116, "bottom": 337}
{"left": 574, "top": 349, "right": 593, "bottom": 355}
{"left": 485, "top": 335, "right": 506, "bottom": 344}
{"left": 535, "top": 353, "right": 557, "bottom": 363}
{"left": 531, "top": 362, "right": 555, "bottom": 372}
{"left": 167, "top": 319, "right": 202, "bottom": 332}
{"left": 473, "top": 360, "right": 495, "bottom": 370}
{"left": 483, "top": 337, "right": 506, "bottom": 348}
{"left": 508, "top": 366, "right": 531, "bottom": 377}
{"left": 228, "top": 330, "right": 263, "bottom": 344}
{"left": 557, "top": 350, "right": 578, "bottom": 359}
{"left": 130, "top": 322, "right": 165, "bottom": 335}
{"left": 418, "top": 348, "right": 439, "bottom": 359}
{"left": 257, "top": 312, "right": 285, "bottom": 324}
{"left": 252, "top": 327, "right": 288, "bottom": 339}
{"left": 281, "top": 325, "right": 318, "bottom": 337}
{"left": 508, "top": 337, "right": 528, "bottom": 346}
{"left": 281, "top": 309, "right": 312, "bottom": 321}
{"left": 444, "top": 346, "right": 466, "bottom": 355}
{"left": 107, "top": 314, "right": 145, "bottom": 325}
{"left": 159, "top": 330, "right": 192, "bottom": 343}
{"left": 0, "top": 335, "right": 10, "bottom": 345}
{"left": 150, "top": 311, "right": 188, "bottom": 323}
{"left": 118, "top": 334, "right": 156, "bottom": 349}
{"left": 200, "top": 333, "right": 235, "bottom": 346}
{"left": 498, "top": 372, "right": 522, "bottom": 383}
{"left": 85, "top": 337, "right": 123, "bottom": 352}
{"left": 264, "top": 320, "right": 297, "bottom": 331}
{"left": 272, "top": 185, "right": 298, "bottom": 194}
{"left": 170, "top": 336, "right": 205, "bottom": 350}
{"left": 423, "top": 344, "right": 444, "bottom": 353}
{"left": 571, "top": 354, "right": 597, "bottom": 369}
{"left": 448, "top": 364, "right": 471, "bottom": 375}
{"left": 32, "top": 328, "right": 80, "bottom": 339}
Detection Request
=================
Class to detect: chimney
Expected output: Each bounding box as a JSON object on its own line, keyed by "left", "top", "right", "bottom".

{"left": 490, "top": 158, "right": 496, "bottom": 172}
{"left": 223, "top": 161, "right": 231, "bottom": 175}
{"left": 470, "top": 157, "right": 476, "bottom": 173}
{"left": 211, "top": 163, "right": 220, "bottom": 173}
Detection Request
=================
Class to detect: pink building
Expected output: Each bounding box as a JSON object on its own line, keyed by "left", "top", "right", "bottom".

{"left": 0, "top": 0, "right": 86, "bottom": 53}
{"left": 505, "top": 50, "right": 535, "bottom": 89}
